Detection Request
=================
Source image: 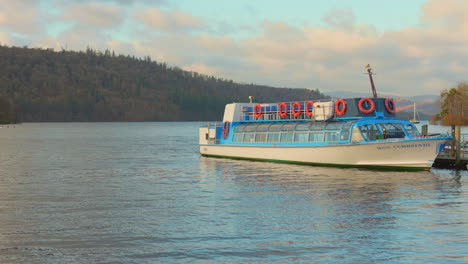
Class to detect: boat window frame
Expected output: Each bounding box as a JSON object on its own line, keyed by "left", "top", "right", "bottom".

{"left": 309, "top": 131, "right": 325, "bottom": 142}
{"left": 378, "top": 123, "right": 406, "bottom": 139}
{"left": 280, "top": 132, "right": 294, "bottom": 142}
{"left": 294, "top": 132, "right": 309, "bottom": 142}
{"left": 403, "top": 124, "right": 420, "bottom": 137}
{"left": 324, "top": 131, "right": 340, "bottom": 142}
{"left": 358, "top": 124, "right": 380, "bottom": 141}
{"left": 267, "top": 133, "right": 280, "bottom": 142}
{"left": 243, "top": 124, "right": 258, "bottom": 132}
{"left": 256, "top": 124, "right": 270, "bottom": 132}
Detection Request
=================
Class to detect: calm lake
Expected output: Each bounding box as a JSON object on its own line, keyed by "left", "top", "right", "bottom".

{"left": 0, "top": 122, "right": 467, "bottom": 263}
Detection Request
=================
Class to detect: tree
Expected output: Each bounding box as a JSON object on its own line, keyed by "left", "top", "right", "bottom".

{"left": 431, "top": 82, "right": 468, "bottom": 161}
{"left": 434, "top": 83, "right": 468, "bottom": 126}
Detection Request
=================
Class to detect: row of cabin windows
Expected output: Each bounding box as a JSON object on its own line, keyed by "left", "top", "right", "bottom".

{"left": 230, "top": 122, "right": 418, "bottom": 143}
{"left": 233, "top": 122, "right": 346, "bottom": 133}
{"left": 232, "top": 131, "right": 346, "bottom": 143}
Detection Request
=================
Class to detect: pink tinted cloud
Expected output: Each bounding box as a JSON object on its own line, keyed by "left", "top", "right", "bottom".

{"left": 60, "top": 2, "right": 124, "bottom": 28}
{"left": 136, "top": 7, "right": 203, "bottom": 32}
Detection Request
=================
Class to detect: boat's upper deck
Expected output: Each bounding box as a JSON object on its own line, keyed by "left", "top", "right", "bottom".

{"left": 228, "top": 97, "right": 396, "bottom": 123}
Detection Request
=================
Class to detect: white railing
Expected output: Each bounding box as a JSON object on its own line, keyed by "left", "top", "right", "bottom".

{"left": 242, "top": 100, "right": 334, "bottom": 121}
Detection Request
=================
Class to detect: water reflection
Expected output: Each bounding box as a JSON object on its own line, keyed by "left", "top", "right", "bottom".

{"left": 199, "top": 157, "right": 467, "bottom": 262}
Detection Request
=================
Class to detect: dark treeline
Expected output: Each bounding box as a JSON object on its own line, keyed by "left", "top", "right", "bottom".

{"left": 0, "top": 45, "right": 328, "bottom": 122}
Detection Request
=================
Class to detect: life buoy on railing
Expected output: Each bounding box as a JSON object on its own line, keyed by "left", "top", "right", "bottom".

{"left": 279, "top": 103, "right": 288, "bottom": 118}
{"left": 335, "top": 99, "right": 347, "bottom": 115}
{"left": 358, "top": 98, "right": 375, "bottom": 114}
{"left": 223, "top": 121, "right": 230, "bottom": 139}
{"left": 384, "top": 98, "right": 396, "bottom": 114}
{"left": 305, "top": 101, "right": 314, "bottom": 116}
{"left": 292, "top": 102, "right": 301, "bottom": 118}
{"left": 254, "top": 104, "right": 262, "bottom": 118}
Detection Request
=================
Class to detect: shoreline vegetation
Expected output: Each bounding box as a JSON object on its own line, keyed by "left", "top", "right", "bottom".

{"left": 0, "top": 45, "right": 328, "bottom": 123}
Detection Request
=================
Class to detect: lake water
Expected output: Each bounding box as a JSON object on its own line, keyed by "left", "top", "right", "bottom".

{"left": 0, "top": 122, "right": 467, "bottom": 263}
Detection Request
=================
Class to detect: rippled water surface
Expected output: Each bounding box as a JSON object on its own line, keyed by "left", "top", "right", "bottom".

{"left": 0, "top": 122, "right": 467, "bottom": 263}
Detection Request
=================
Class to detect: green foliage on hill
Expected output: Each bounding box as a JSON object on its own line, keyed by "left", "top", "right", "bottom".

{"left": 0, "top": 45, "right": 328, "bottom": 122}
{"left": 0, "top": 95, "right": 17, "bottom": 124}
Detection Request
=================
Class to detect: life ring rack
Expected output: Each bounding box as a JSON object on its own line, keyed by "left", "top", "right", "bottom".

{"left": 254, "top": 104, "right": 262, "bottom": 118}
{"left": 223, "top": 121, "right": 230, "bottom": 139}
{"left": 384, "top": 98, "right": 396, "bottom": 114}
{"left": 305, "top": 101, "right": 314, "bottom": 116}
{"left": 279, "top": 103, "right": 288, "bottom": 118}
{"left": 358, "top": 98, "right": 375, "bottom": 114}
{"left": 292, "top": 102, "right": 301, "bottom": 118}
{"left": 335, "top": 99, "right": 347, "bottom": 115}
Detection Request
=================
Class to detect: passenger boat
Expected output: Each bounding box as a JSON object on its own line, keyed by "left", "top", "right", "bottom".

{"left": 199, "top": 97, "right": 452, "bottom": 171}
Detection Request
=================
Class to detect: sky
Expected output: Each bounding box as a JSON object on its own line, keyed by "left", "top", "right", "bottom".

{"left": 1, "top": 0, "right": 468, "bottom": 97}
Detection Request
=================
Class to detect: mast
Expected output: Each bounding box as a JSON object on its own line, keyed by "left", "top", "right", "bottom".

{"left": 365, "top": 64, "right": 378, "bottom": 98}
{"left": 413, "top": 101, "right": 416, "bottom": 121}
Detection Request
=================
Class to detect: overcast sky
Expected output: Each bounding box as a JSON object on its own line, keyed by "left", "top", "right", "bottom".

{"left": 1, "top": 0, "right": 467, "bottom": 96}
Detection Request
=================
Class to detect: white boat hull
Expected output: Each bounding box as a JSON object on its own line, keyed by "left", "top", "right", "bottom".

{"left": 200, "top": 138, "right": 449, "bottom": 170}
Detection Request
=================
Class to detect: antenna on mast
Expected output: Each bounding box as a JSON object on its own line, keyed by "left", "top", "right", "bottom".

{"left": 365, "top": 64, "right": 378, "bottom": 98}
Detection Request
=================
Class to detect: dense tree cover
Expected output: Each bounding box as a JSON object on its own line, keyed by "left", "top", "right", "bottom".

{"left": 0, "top": 45, "right": 328, "bottom": 122}
{"left": 432, "top": 82, "right": 468, "bottom": 126}
{"left": 0, "top": 95, "right": 17, "bottom": 124}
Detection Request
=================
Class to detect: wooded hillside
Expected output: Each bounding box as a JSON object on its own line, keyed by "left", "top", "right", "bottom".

{"left": 0, "top": 45, "right": 328, "bottom": 122}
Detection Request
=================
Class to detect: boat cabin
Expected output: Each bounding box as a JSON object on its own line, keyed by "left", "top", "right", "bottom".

{"left": 200, "top": 97, "right": 418, "bottom": 146}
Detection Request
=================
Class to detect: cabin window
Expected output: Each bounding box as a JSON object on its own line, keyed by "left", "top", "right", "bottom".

{"left": 267, "top": 133, "right": 280, "bottom": 142}
{"left": 233, "top": 125, "right": 245, "bottom": 133}
{"left": 243, "top": 133, "right": 255, "bottom": 142}
{"left": 244, "top": 124, "right": 257, "bottom": 132}
{"left": 280, "top": 132, "right": 293, "bottom": 142}
{"left": 324, "top": 131, "right": 339, "bottom": 142}
{"left": 296, "top": 123, "right": 310, "bottom": 131}
{"left": 256, "top": 124, "right": 270, "bottom": 132}
{"left": 268, "top": 124, "right": 282, "bottom": 132}
{"left": 310, "top": 123, "right": 326, "bottom": 131}
{"left": 340, "top": 131, "right": 349, "bottom": 141}
{"left": 281, "top": 123, "right": 296, "bottom": 131}
{"left": 232, "top": 134, "right": 243, "bottom": 142}
{"left": 255, "top": 133, "right": 267, "bottom": 142}
{"left": 404, "top": 124, "right": 420, "bottom": 137}
{"left": 325, "top": 122, "right": 341, "bottom": 130}
{"left": 379, "top": 123, "right": 405, "bottom": 138}
{"left": 294, "top": 132, "right": 309, "bottom": 142}
{"left": 359, "top": 124, "right": 379, "bottom": 141}
{"left": 309, "top": 132, "right": 324, "bottom": 142}
{"left": 340, "top": 122, "right": 353, "bottom": 141}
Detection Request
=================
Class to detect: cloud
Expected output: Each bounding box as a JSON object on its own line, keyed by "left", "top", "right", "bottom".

{"left": 0, "top": 0, "right": 42, "bottom": 34}
{"left": 135, "top": 7, "right": 204, "bottom": 33}
{"left": 183, "top": 63, "right": 223, "bottom": 76}
{"left": 59, "top": 2, "right": 124, "bottom": 28}
{"left": 421, "top": 0, "right": 468, "bottom": 29}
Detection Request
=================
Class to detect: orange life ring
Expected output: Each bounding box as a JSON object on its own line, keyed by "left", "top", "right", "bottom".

{"left": 279, "top": 103, "right": 288, "bottom": 118}
{"left": 384, "top": 98, "right": 396, "bottom": 114}
{"left": 292, "top": 102, "right": 301, "bottom": 118}
{"left": 223, "top": 121, "right": 230, "bottom": 139}
{"left": 254, "top": 104, "right": 262, "bottom": 118}
{"left": 305, "top": 101, "right": 314, "bottom": 116}
{"left": 358, "top": 98, "right": 375, "bottom": 114}
{"left": 335, "top": 99, "right": 347, "bottom": 115}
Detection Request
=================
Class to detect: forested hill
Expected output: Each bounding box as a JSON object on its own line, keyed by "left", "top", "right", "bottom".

{"left": 0, "top": 45, "right": 328, "bottom": 122}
